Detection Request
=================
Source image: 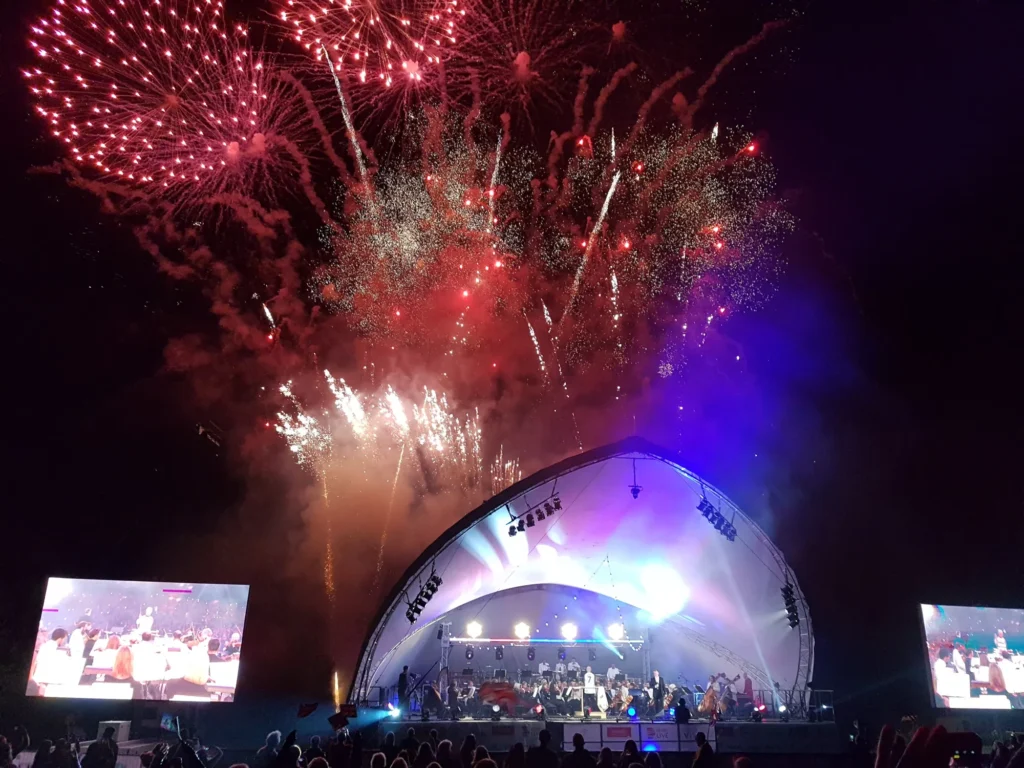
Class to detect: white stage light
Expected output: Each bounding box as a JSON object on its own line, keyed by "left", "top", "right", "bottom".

{"left": 607, "top": 623, "right": 624, "bottom": 640}
{"left": 561, "top": 622, "right": 578, "bottom": 640}
{"left": 492, "top": 704, "right": 501, "bottom": 713}
{"left": 466, "top": 621, "right": 483, "bottom": 639}
{"left": 514, "top": 622, "right": 531, "bottom": 639}
{"left": 778, "top": 705, "right": 787, "bottom": 713}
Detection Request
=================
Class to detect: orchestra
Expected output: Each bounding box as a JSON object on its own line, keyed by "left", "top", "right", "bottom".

{"left": 401, "top": 666, "right": 769, "bottom": 722}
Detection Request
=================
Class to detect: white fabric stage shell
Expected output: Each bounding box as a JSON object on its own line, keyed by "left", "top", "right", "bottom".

{"left": 353, "top": 438, "right": 812, "bottom": 697}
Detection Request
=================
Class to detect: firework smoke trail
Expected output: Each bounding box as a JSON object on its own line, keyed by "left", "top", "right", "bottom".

{"left": 372, "top": 443, "right": 406, "bottom": 595}
{"left": 321, "top": 44, "right": 374, "bottom": 192}
{"left": 564, "top": 168, "right": 621, "bottom": 320}
{"left": 525, "top": 314, "right": 549, "bottom": 384}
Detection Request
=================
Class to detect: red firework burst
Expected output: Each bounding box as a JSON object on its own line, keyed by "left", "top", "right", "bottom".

{"left": 25, "top": 0, "right": 326, "bottom": 214}
{"left": 277, "top": 0, "right": 464, "bottom": 98}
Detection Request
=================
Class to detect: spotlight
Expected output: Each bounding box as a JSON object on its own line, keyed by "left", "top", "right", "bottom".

{"left": 388, "top": 704, "right": 401, "bottom": 719}
{"left": 778, "top": 705, "right": 787, "bottom": 713}
{"left": 552, "top": 496, "right": 562, "bottom": 511}
{"left": 668, "top": 708, "right": 675, "bottom": 718}
{"left": 697, "top": 497, "right": 714, "bottom": 518}
{"left": 750, "top": 709, "right": 763, "bottom": 723}
{"left": 588, "top": 648, "right": 597, "bottom": 661}
{"left": 517, "top": 519, "right": 526, "bottom": 532}
{"left": 558, "top": 647, "right": 566, "bottom": 661}
{"left": 466, "top": 621, "right": 483, "bottom": 639}
{"left": 532, "top": 704, "right": 544, "bottom": 720}
{"left": 536, "top": 508, "right": 545, "bottom": 521}
{"left": 782, "top": 584, "right": 799, "bottom": 628}
{"left": 495, "top": 646, "right": 504, "bottom": 661}
{"left": 490, "top": 704, "right": 501, "bottom": 721}
{"left": 544, "top": 503, "right": 554, "bottom": 516}
{"left": 508, "top": 525, "right": 517, "bottom": 537}
{"left": 514, "top": 622, "right": 531, "bottom": 640}
{"left": 465, "top": 646, "right": 474, "bottom": 660}
{"left": 437, "top": 626, "right": 444, "bottom": 640}
{"left": 629, "top": 484, "right": 642, "bottom": 500}
{"left": 626, "top": 705, "right": 637, "bottom": 718}
{"left": 527, "top": 648, "right": 536, "bottom": 661}
{"left": 526, "top": 513, "right": 535, "bottom": 528}
{"left": 561, "top": 623, "right": 578, "bottom": 641}
{"left": 607, "top": 623, "right": 624, "bottom": 641}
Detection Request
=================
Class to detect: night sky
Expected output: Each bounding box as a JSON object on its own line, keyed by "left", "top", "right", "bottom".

{"left": 1, "top": 0, "right": 1022, "bottom": 728}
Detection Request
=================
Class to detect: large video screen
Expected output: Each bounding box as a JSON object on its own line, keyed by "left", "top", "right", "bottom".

{"left": 27, "top": 578, "right": 249, "bottom": 702}
{"left": 920, "top": 604, "right": 1023, "bottom": 710}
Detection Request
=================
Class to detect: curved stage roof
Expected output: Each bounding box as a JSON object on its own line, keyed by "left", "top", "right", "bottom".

{"left": 353, "top": 437, "right": 813, "bottom": 697}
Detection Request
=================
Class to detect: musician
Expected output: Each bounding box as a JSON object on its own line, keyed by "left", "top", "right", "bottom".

{"left": 554, "top": 659, "right": 567, "bottom": 680}
{"left": 606, "top": 664, "right": 620, "bottom": 683}
{"left": 447, "top": 680, "right": 461, "bottom": 719}
{"left": 649, "top": 670, "right": 667, "bottom": 714}
{"left": 583, "top": 666, "right": 598, "bottom": 711}
{"left": 538, "top": 660, "right": 551, "bottom": 675}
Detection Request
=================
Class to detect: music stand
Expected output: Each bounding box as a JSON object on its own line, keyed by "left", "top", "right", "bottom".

{"left": 615, "top": 673, "right": 626, "bottom": 683}
{"left": 681, "top": 686, "right": 692, "bottom": 695}
{"left": 542, "top": 671, "right": 553, "bottom": 680}
{"left": 495, "top": 669, "right": 506, "bottom": 680}
{"left": 695, "top": 685, "right": 705, "bottom": 694}
{"left": 567, "top": 671, "right": 578, "bottom": 681}
{"left": 462, "top": 668, "right": 474, "bottom": 677}
{"left": 521, "top": 670, "right": 534, "bottom": 680}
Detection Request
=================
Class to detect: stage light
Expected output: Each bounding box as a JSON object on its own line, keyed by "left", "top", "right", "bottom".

{"left": 698, "top": 497, "right": 714, "bottom": 518}
{"left": 607, "top": 623, "right": 625, "bottom": 640}
{"left": 517, "top": 519, "right": 526, "bottom": 532}
{"left": 758, "top": 704, "right": 766, "bottom": 712}
{"left": 465, "top": 646, "right": 474, "bottom": 660}
{"left": 526, "top": 513, "right": 535, "bottom": 528}
{"left": 552, "top": 496, "right": 562, "bottom": 511}
{"left": 750, "top": 709, "right": 762, "bottom": 723}
{"left": 668, "top": 708, "right": 675, "bottom": 718}
{"left": 558, "top": 648, "right": 567, "bottom": 661}
{"left": 467, "top": 621, "right": 483, "bottom": 639}
{"left": 588, "top": 648, "right": 597, "bottom": 661}
{"left": 495, "top": 646, "right": 504, "bottom": 660}
{"left": 778, "top": 705, "right": 787, "bottom": 713}
{"left": 536, "top": 508, "right": 545, "bottom": 521}
{"left": 490, "top": 704, "right": 501, "bottom": 721}
{"left": 437, "top": 626, "right": 444, "bottom": 640}
{"left": 514, "top": 622, "right": 531, "bottom": 639}
{"left": 527, "top": 647, "right": 536, "bottom": 661}
{"left": 782, "top": 583, "right": 799, "bottom": 628}
{"left": 561, "top": 623, "right": 578, "bottom": 641}
{"left": 544, "top": 502, "right": 554, "bottom": 516}
{"left": 629, "top": 484, "right": 642, "bottom": 499}
{"left": 508, "top": 525, "right": 517, "bottom": 537}
{"left": 626, "top": 705, "right": 637, "bottom": 718}
{"left": 533, "top": 704, "right": 544, "bottom": 719}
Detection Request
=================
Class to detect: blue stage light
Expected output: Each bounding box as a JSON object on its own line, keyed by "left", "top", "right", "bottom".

{"left": 668, "top": 708, "right": 675, "bottom": 717}
{"left": 642, "top": 744, "right": 659, "bottom": 752}
{"left": 626, "top": 706, "right": 637, "bottom": 718}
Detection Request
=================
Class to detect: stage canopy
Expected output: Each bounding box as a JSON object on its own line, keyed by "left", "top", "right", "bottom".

{"left": 352, "top": 437, "right": 812, "bottom": 699}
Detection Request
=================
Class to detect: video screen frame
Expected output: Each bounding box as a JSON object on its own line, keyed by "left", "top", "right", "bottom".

{"left": 28, "top": 577, "right": 250, "bottom": 702}
{"left": 919, "top": 603, "right": 1024, "bottom": 710}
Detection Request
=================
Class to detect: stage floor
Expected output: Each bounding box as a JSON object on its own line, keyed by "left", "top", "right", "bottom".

{"left": 378, "top": 717, "right": 842, "bottom": 755}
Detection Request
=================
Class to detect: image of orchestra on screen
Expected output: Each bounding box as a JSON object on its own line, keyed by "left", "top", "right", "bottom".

{"left": 921, "top": 603, "right": 1023, "bottom": 710}
{"left": 27, "top": 578, "right": 250, "bottom": 702}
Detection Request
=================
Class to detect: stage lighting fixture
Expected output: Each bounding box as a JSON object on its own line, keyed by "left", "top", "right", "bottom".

{"left": 782, "top": 583, "right": 799, "bottom": 627}
{"left": 750, "top": 709, "right": 763, "bottom": 723}
{"left": 698, "top": 497, "right": 714, "bottom": 518}
{"left": 467, "top": 621, "right": 483, "bottom": 639}
{"left": 626, "top": 705, "right": 637, "bottom": 718}
{"left": 668, "top": 708, "right": 675, "bottom": 718}
{"left": 629, "top": 484, "right": 642, "bottom": 500}
{"left": 607, "top": 623, "right": 625, "bottom": 640}
{"left": 495, "top": 646, "right": 504, "bottom": 660}
{"left": 561, "top": 623, "right": 578, "bottom": 641}
{"left": 490, "top": 704, "right": 501, "bottom": 721}
{"left": 465, "top": 646, "right": 474, "bottom": 660}
{"left": 526, "top": 513, "right": 536, "bottom": 528}
{"left": 544, "top": 502, "right": 554, "bottom": 516}
{"left": 588, "top": 648, "right": 597, "bottom": 661}
{"left": 778, "top": 704, "right": 787, "bottom": 713}
{"left": 552, "top": 496, "right": 562, "bottom": 511}
{"left": 527, "top": 648, "right": 536, "bottom": 661}
{"left": 437, "top": 626, "right": 444, "bottom": 640}
{"left": 558, "top": 648, "right": 566, "bottom": 661}
{"left": 514, "top": 622, "right": 531, "bottom": 639}
{"left": 536, "top": 507, "right": 545, "bottom": 521}
{"left": 508, "top": 525, "right": 517, "bottom": 537}
{"left": 517, "top": 519, "right": 526, "bottom": 532}
{"left": 533, "top": 704, "right": 544, "bottom": 720}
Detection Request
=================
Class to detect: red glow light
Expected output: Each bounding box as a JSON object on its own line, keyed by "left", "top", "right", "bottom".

{"left": 580, "top": 240, "right": 588, "bottom": 248}
{"left": 462, "top": 289, "right": 469, "bottom": 297}
{"left": 714, "top": 241, "right": 724, "bottom": 250}
{"left": 719, "top": 306, "right": 726, "bottom": 314}
{"left": 395, "top": 310, "right": 401, "bottom": 317}
{"left": 746, "top": 143, "right": 756, "bottom": 153}
{"left": 711, "top": 225, "right": 721, "bottom": 233}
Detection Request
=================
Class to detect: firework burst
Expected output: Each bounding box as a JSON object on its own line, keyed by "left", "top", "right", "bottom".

{"left": 25, "top": 0, "right": 330, "bottom": 219}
